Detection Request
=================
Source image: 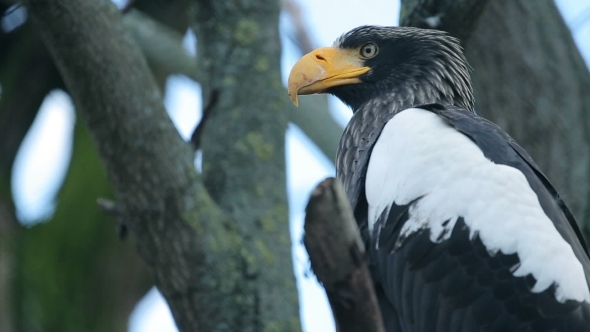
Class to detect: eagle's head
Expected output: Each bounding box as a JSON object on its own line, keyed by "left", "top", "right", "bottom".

{"left": 288, "top": 25, "right": 474, "bottom": 112}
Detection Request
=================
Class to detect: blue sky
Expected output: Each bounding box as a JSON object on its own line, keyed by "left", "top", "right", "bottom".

{"left": 8, "top": 0, "right": 590, "bottom": 331}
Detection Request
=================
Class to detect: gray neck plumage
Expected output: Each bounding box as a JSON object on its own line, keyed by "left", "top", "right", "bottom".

{"left": 355, "top": 54, "right": 475, "bottom": 114}
{"left": 355, "top": 79, "right": 474, "bottom": 116}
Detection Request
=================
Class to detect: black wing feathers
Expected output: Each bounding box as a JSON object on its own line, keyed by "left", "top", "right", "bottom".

{"left": 364, "top": 104, "right": 590, "bottom": 331}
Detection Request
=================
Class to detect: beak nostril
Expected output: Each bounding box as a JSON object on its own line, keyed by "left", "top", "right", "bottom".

{"left": 315, "top": 54, "right": 326, "bottom": 61}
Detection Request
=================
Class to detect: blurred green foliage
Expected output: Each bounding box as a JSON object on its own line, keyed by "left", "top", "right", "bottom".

{"left": 13, "top": 120, "right": 151, "bottom": 332}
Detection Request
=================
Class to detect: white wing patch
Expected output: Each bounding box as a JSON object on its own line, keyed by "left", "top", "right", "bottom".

{"left": 365, "top": 107, "right": 590, "bottom": 303}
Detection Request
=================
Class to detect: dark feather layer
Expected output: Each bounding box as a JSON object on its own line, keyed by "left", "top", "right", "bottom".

{"left": 371, "top": 210, "right": 590, "bottom": 332}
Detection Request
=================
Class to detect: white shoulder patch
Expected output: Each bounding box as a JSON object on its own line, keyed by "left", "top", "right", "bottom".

{"left": 365, "top": 107, "right": 590, "bottom": 303}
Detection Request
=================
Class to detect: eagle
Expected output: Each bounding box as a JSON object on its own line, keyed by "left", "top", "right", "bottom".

{"left": 287, "top": 26, "right": 590, "bottom": 331}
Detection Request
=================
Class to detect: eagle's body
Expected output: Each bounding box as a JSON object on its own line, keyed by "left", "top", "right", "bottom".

{"left": 288, "top": 26, "right": 590, "bottom": 331}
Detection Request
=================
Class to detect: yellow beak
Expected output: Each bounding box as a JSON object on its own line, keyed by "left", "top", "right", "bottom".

{"left": 287, "top": 47, "right": 370, "bottom": 106}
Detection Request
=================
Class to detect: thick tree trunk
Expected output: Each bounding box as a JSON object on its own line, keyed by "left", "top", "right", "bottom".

{"left": 402, "top": 0, "right": 590, "bottom": 237}
{"left": 23, "top": 0, "right": 300, "bottom": 330}
{"left": 192, "top": 1, "right": 300, "bottom": 329}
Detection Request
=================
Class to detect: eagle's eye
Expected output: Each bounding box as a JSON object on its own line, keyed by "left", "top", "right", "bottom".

{"left": 360, "top": 43, "right": 378, "bottom": 59}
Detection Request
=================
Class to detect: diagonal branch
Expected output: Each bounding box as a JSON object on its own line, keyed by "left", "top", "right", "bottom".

{"left": 304, "top": 178, "right": 385, "bottom": 332}
{"left": 22, "top": 0, "right": 244, "bottom": 330}
{"left": 122, "top": 9, "right": 200, "bottom": 84}
{"left": 282, "top": 0, "right": 315, "bottom": 54}
{"left": 281, "top": 0, "right": 343, "bottom": 161}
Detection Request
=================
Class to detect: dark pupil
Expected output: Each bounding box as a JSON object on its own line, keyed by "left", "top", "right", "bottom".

{"left": 364, "top": 47, "right": 372, "bottom": 54}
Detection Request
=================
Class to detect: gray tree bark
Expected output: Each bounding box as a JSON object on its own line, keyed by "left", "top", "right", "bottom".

{"left": 304, "top": 178, "right": 384, "bottom": 332}
{"left": 402, "top": 0, "right": 590, "bottom": 237}
{"left": 191, "top": 1, "right": 300, "bottom": 329}
{"left": 0, "top": 2, "right": 193, "bottom": 332}
{"left": 23, "top": 0, "right": 300, "bottom": 331}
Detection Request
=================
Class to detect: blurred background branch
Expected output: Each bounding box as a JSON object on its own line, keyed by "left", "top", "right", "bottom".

{"left": 122, "top": 9, "right": 200, "bottom": 87}
{"left": 282, "top": 0, "right": 315, "bottom": 53}
{"left": 282, "top": 0, "right": 343, "bottom": 160}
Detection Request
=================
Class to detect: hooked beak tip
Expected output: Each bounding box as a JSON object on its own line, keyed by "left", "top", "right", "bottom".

{"left": 287, "top": 83, "right": 300, "bottom": 107}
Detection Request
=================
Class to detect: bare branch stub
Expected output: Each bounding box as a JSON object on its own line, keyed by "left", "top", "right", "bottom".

{"left": 190, "top": 89, "right": 219, "bottom": 150}
{"left": 96, "top": 197, "right": 120, "bottom": 215}
{"left": 304, "top": 177, "right": 385, "bottom": 332}
{"left": 96, "top": 198, "right": 130, "bottom": 240}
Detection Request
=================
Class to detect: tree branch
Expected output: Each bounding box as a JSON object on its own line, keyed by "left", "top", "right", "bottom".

{"left": 282, "top": 0, "right": 315, "bottom": 54}
{"left": 126, "top": 0, "right": 191, "bottom": 34}
{"left": 122, "top": 9, "right": 200, "bottom": 84}
{"left": 304, "top": 178, "right": 384, "bottom": 332}
{"left": 281, "top": 0, "right": 343, "bottom": 161}
{"left": 190, "top": 89, "right": 219, "bottom": 150}
{"left": 22, "top": 0, "right": 245, "bottom": 330}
